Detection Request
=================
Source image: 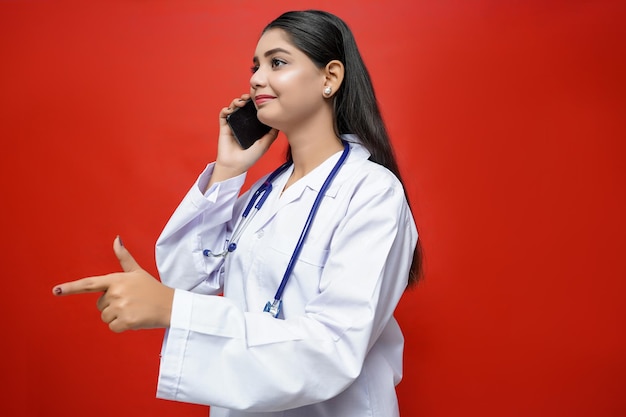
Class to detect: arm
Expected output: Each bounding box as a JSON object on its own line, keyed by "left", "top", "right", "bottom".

{"left": 157, "top": 94, "right": 279, "bottom": 293}
{"left": 51, "top": 95, "right": 280, "bottom": 328}
{"left": 155, "top": 164, "right": 247, "bottom": 294}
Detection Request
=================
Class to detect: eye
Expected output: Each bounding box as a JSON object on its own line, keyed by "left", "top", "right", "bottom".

{"left": 271, "top": 58, "right": 286, "bottom": 68}
{"left": 250, "top": 64, "right": 259, "bottom": 74}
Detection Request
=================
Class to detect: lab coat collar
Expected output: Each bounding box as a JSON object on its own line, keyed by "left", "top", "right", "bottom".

{"left": 280, "top": 134, "right": 369, "bottom": 199}
{"left": 252, "top": 135, "right": 369, "bottom": 228}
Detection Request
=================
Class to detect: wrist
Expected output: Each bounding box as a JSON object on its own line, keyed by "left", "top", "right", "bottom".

{"left": 160, "top": 286, "right": 175, "bottom": 328}
{"left": 208, "top": 163, "right": 247, "bottom": 188}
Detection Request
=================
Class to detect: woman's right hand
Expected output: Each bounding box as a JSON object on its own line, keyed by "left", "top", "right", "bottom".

{"left": 210, "top": 94, "right": 279, "bottom": 186}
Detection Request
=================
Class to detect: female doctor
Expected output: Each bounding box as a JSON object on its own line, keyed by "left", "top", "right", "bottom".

{"left": 53, "top": 10, "right": 423, "bottom": 417}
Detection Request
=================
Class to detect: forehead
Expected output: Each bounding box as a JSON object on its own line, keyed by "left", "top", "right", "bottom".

{"left": 253, "top": 28, "right": 297, "bottom": 58}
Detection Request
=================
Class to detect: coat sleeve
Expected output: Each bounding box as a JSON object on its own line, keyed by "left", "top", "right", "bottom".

{"left": 156, "top": 171, "right": 418, "bottom": 412}
{"left": 155, "top": 163, "right": 247, "bottom": 294}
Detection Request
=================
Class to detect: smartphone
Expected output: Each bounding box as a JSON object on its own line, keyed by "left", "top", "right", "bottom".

{"left": 226, "top": 99, "right": 272, "bottom": 149}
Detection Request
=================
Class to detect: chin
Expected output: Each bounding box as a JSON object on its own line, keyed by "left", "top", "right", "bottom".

{"left": 257, "top": 111, "right": 281, "bottom": 130}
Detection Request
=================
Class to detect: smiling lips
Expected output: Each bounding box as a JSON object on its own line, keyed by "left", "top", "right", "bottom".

{"left": 254, "top": 94, "right": 276, "bottom": 106}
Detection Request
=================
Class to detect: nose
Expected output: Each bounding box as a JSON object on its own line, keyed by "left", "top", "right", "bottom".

{"left": 249, "top": 66, "right": 266, "bottom": 90}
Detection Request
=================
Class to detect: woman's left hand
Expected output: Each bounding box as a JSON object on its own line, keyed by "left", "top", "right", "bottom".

{"left": 52, "top": 236, "right": 174, "bottom": 333}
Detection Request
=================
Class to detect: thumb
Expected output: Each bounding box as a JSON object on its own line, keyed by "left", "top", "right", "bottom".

{"left": 113, "top": 235, "right": 141, "bottom": 272}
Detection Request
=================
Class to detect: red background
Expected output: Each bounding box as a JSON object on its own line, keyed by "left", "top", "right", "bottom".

{"left": 1, "top": 1, "right": 624, "bottom": 416}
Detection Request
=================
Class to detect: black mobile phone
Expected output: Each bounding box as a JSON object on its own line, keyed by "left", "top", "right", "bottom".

{"left": 226, "top": 99, "right": 272, "bottom": 149}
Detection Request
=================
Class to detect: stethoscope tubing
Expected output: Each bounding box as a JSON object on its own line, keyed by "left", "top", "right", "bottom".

{"left": 205, "top": 140, "right": 350, "bottom": 317}
{"left": 271, "top": 140, "right": 350, "bottom": 303}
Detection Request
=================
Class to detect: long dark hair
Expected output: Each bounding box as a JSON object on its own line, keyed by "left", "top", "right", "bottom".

{"left": 264, "top": 10, "right": 423, "bottom": 286}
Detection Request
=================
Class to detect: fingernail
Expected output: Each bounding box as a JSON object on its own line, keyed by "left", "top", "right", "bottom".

{"left": 54, "top": 287, "right": 62, "bottom": 295}
{"left": 118, "top": 235, "right": 124, "bottom": 247}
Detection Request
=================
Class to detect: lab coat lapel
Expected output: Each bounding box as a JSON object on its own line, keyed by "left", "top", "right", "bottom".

{"left": 250, "top": 173, "right": 308, "bottom": 232}
{"left": 251, "top": 153, "right": 344, "bottom": 232}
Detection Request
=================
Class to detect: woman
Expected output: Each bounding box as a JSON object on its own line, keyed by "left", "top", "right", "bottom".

{"left": 54, "top": 10, "right": 422, "bottom": 417}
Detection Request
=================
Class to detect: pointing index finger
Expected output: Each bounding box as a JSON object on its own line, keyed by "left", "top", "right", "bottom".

{"left": 53, "top": 275, "right": 115, "bottom": 296}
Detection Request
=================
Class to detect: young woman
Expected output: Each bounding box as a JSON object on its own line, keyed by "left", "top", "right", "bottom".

{"left": 54, "top": 10, "right": 422, "bottom": 417}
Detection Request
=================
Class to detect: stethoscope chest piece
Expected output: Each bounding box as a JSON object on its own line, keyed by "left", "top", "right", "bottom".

{"left": 263, "top": 299, "right": 283, "bottom": 318}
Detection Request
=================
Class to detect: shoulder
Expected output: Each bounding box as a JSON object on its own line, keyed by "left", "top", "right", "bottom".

{"left": 341, "top": 139, "right": 405, "bottom": 196}
{"left": 332, "top": 142, "right": 408, "bottom": 218}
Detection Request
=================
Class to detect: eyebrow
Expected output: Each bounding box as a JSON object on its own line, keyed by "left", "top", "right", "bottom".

{"left": 252, "top": 47, "right": 292, "bottom": 63}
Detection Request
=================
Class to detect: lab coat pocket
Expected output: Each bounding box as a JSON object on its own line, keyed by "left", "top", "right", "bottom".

{"left": 258, "top": 238, "right": 329, "bottom": 310}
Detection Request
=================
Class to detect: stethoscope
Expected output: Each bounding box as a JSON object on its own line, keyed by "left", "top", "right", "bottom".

{"left": 203, "top": 140, "right": 350, "bottom": 319}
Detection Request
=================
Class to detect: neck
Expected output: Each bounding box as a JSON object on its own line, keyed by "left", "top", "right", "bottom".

{"left": 288, "top": 133, "right": 343, "bottom": 180}
{"left": 282, "top": 105, "right": 343, "bottom": 183}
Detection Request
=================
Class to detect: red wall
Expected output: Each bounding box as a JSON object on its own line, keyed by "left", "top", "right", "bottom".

{"left": 1, "top": 1, "right": 624, "bottom": 416}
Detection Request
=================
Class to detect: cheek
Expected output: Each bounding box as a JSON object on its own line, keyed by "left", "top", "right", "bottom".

{"left": 273, "top": 68, "right": 320, "bottom": 96}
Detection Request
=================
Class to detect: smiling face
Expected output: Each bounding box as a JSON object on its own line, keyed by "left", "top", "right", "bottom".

{"left": 250, "top": 28, "right": 329, "bottom": 133}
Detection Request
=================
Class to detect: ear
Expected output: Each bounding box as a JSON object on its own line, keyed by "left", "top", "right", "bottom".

{"left": 323, "top": 60, "right": 345, "bottom": 98}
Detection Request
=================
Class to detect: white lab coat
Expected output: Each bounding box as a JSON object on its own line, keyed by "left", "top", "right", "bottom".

{"left": 155, "top": 135, "right": 418, "bottom": 416}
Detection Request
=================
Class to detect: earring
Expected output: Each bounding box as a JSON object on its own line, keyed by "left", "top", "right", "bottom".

{"left": 323, "top": 86, "right": 332, "bottom": 96}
